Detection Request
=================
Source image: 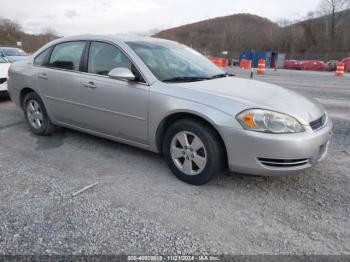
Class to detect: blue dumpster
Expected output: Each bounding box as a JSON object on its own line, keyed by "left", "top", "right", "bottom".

{"left": 240, "top": 51, "right": 276, "bottom": 68}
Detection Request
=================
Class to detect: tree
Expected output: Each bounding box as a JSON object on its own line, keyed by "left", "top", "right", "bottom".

{"left": 318, "top": 0, "right": 350, "bottom": 39}
{"left": 0, "top": 17, "right": 21, "bottom": 38}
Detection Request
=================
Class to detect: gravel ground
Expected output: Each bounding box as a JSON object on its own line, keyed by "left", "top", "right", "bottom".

{"left": 0, "top": 69, "right": 349, "bottom": 255}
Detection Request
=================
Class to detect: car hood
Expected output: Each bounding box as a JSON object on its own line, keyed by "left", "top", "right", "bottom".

{"left": 7, "top": 56, "right": 28, "bottom": 62}
{"left": 175, "top": 77, "right": 325, "bottom": 125}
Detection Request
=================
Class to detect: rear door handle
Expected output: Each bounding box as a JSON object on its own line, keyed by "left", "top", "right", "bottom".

{"left": 38, "top": 73, "right": 48, "bottom": 80}
{"left": 83, "top": 81, "right": 97, "bottom": 89}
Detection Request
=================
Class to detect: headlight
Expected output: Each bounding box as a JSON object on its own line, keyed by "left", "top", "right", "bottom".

{"left": 236, "top": 109, "right": 305, "bottom": 133}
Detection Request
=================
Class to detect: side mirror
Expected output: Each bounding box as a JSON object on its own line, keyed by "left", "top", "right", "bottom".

{"left": 108, "top": 67, "right": 135, "bottom": 81}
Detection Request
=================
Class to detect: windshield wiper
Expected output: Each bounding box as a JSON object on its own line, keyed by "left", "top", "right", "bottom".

{"left": 210, "top": 73, "right": 235, "bottom": 79}
{"left": 163, "top": 76, "right": 210, "bottom": 83}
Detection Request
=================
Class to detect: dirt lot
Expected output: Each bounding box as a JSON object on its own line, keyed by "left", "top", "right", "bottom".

{"left": 0, "top": 69, "right": 349, "bottom": 255}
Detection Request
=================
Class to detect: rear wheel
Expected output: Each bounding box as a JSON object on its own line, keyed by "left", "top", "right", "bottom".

{"left": 163, "top": 119, "right": 225, "bottom": 185}
{"left": 24, "top": 92, "right": 55, "bottom": 136}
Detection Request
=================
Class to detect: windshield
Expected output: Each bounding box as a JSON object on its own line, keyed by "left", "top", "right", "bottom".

{"left": 3, "top": 48, "right": 27, "bottom": 57}
{"left": 127, "top": 41, "right": 224, "bottom": 82}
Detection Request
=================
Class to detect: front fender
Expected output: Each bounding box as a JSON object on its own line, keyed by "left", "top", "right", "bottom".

{"left": 148, "top": 88, "right": 243, "bottom": 152}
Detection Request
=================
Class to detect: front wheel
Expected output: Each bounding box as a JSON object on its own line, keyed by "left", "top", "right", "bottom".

{"left": 162, "top": 119, "right": 225, "bottom": 185}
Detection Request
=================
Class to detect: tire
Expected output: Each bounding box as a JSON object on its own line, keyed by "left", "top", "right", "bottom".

{"left": 162, "top": 119, "right": 225, "bottom": 185}
{"left": 23, "top": 92, "right": 55, "bottom": 136}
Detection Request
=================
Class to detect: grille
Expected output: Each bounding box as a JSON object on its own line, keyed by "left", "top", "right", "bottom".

{"left": 258, "top": 158, "right": 309, "bottom": 168}
{"left": 0, "top": 77, "right": 7, "bottom": 84}
{"left": 310, "top": 114, "right": 326, "bottom": 131}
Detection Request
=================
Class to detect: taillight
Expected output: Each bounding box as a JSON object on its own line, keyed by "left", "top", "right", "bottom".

{"left": 7, "top": 65, "right": 11, "bottom": 78}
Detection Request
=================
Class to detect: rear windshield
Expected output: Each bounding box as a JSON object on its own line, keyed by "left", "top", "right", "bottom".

{"left": 3, "top": 48, "right": 27, "bottom": 56}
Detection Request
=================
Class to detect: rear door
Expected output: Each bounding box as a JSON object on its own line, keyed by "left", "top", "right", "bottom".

{"left": 36, "top": 41, "right": 87, "bottom": 125}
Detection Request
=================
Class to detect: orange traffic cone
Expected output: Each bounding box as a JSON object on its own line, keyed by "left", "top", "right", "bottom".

{"left": 240, "top": 59, "right": 252, "bottom": 69}
{"left": 257, "top": 59, "right": 266, "bottom": 74}
{"left": 336, "top": 62, "right": 345, "bottom": 76}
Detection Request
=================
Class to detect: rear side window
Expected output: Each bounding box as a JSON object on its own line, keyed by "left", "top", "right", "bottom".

{"left": 48, "top": 41, "right": 85, "bottom": 71}
{"left": 88, "top": 41, "right": 132, "bottom": 75}
{"left": 33, "top": 48, "right": 51, "bottom": 66}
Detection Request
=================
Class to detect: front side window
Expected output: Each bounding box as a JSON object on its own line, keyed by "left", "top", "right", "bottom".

{"left": 33, "top": 48, "right": 51, "bottom": 66}
{"left": 88, "top": 41, "right": 132, "bottom": 76}
{"left": 87, "top": 41, "right": 144, "bottom": 82}
{"left": 49, "top": 41, "right": 85, "bottom": 71}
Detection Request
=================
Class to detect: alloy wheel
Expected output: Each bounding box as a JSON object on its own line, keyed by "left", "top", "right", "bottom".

{"left": 170, "top": 131, "right": 207, "bottom": 176}
{"left": 26, "top": 99, "right": 43, "bottom": 130}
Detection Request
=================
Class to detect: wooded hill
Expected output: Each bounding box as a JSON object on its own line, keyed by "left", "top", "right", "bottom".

{"left": 0, "top": 18, "right": 57, "bottom": 53}
{"left": 154, "top": 11, "right": 350, "bottom": 56}
{"left": 1, "top": 9, "right": 349, "bottom": 55}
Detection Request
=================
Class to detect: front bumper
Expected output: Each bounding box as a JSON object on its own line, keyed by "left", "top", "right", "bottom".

{"left": 220, "top": 119, "right": 333, "bottom": 176}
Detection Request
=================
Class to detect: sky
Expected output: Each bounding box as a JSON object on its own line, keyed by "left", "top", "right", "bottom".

{"left": 1, "top": 0, "right": 321, "bottom": 36}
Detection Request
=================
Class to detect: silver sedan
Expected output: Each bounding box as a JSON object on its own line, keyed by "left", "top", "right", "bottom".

{"left": 7, "top": 36, "right": 333, "bottom": 185}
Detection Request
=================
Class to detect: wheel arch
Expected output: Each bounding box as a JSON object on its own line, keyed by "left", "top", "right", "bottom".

{"left": 20, "top": 87, "right": 55, "bottom": 124}
{"left": 20, "top": 87, "right": 36, "bottom": 109}
{"left": 155, "top": 111, "right": 228, "bottom": 163}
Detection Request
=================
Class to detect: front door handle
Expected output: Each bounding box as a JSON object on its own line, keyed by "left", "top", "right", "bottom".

{"left": 83, "top": 81, "right": 97, "bottom": 89}
{"left": 38, "top": 73, "right": 48, "bottom": 80}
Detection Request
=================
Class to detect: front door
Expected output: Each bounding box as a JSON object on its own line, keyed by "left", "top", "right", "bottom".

{"left": 78, "top": 41, "right": 149, "bottom": 144}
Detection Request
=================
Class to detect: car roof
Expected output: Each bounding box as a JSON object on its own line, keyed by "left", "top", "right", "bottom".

{"left": 32, "top": 35, "right": 180, "bottom": 60}
{"left": 51, "top": 35, "right": 177, "bottom": 45}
